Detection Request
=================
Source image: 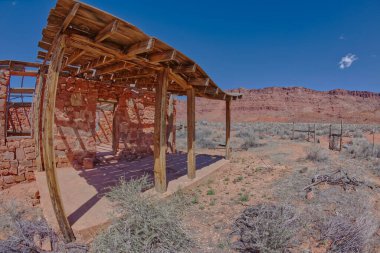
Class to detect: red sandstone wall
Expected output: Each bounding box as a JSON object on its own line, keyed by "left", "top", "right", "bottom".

{"left": 0, "top": 69, "right": 37, "bottom": 189}
{"left": 0, "top": 73, "right": 176, "bottom": 188}
{"left": 54, "top": 77, "right": 174, "bottom": 168}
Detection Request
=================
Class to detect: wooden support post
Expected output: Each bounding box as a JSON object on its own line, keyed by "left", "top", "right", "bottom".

{"left": 41, "top": 35, "right": 75, "bottom": 242}
{"left": 153, "top": 68, "right": 169, "bottom": 193}
{"left": 292, "top": 122, "right": 295, "bottom": 140}
{"left": 314, "top": 124, "right": 316, "bottom": 143}
{"left": 187, "top": 88, "right": 196, "bottom": 179}
{"left": 34, "top": 73, "right": 44, "bottom": 171}
{"left": 329, "top": 124, "right": 332, "bottom": 150}
{"left": 167, "top": 94, "right": 176, "bottom": 153}
{"left": 372, "top": 128, "right": 375, "bottom": 153}
{"left": 339, "top": 120, "right": 343, "bottom": 151}
{"left": 225, "top": 97, "right": 231, "bottom": 159}
{"left": 308, "top": 124, "right": 310, "bottom": 142}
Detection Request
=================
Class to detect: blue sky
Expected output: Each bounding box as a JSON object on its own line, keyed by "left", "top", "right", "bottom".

{"left": 1, "top": 0, "right": 379, "bottom": 92}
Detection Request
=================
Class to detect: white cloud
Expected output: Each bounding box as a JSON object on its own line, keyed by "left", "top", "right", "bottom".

{"left": 339, "top": 53, "right": 358, "bottom": 69}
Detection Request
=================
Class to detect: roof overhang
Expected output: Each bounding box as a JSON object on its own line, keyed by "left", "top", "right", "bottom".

{"left": 37, "top": 0, "right": 242, "bottom": 101}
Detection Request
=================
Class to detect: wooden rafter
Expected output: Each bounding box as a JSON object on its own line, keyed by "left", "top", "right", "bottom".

{"left": 95, "top": 20, "right": 119, "bottom": 42}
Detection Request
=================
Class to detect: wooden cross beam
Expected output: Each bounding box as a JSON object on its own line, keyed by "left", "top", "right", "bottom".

{"left": 149, "top": 50, "right": 177, "bottom": 63}
{"left": 95, "top": 20, "right": 119, "bottom": 42}
{"left": 189, "top": 78, "right": 209, "bottom": 86}
{"left": 173, "top": 64, "right": 197, "bottom": 74}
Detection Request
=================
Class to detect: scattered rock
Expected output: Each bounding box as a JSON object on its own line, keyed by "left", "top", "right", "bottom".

{"left": 41, "top": 237, "right": 52, "bottom": 252}
{"left": 306, "top": 191, "right": 314, "bottom": 200}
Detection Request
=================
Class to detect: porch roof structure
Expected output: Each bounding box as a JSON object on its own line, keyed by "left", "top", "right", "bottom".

{"left": 34, "top": 0, "right": 240, "bottom": 242}
{"left": 38, "top": 0, "right": 242, "bottom": 101}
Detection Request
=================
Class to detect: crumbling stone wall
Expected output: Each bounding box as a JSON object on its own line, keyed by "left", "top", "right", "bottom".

{"left": 55, "top": 77, "right": 175, "bottom": 168}
{"left": 0, "top": 73, "right": 176, "bottom": 188}
{"left": 0, "top": 69, "right": 37, "bottom": 189}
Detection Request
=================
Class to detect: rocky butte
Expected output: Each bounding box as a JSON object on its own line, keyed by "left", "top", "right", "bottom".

{"left": 176, "top": 87, "right": 380, "bottom": 124}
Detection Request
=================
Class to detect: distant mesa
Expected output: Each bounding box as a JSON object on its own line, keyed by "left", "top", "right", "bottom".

{"left": 176, "top": 86, "right": 380, "bottom": 124}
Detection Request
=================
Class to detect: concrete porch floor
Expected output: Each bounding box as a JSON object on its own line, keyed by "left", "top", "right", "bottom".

{"left": 36, "top": 148, "right": 228, "bottom": 242}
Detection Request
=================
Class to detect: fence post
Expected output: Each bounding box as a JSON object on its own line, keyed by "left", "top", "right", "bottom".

{"left": 339, "top": 120, "right": 343, "bottom": 151}
{"left": 292, "top": 122, "right": 294, "bottom": 140}
{"left": 373, "top": 128, "right": 376, "bottom": 153}
{"left": 329, "top": 124, "right": 332, "bottom": 150}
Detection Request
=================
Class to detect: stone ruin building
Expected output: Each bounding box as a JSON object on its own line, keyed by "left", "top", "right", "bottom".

{"left": 0, "top": 0, "right": 242, "bottom": 241}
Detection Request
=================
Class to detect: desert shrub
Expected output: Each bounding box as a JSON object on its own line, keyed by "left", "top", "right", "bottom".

{"left": 197, "top": 138, "right": 216, "bottom": 149}
{"left": 305, "top": 145, "right": 329, "bottom": 162}
{"left": 236, "top": 128, "right": 255, "bottom": 139}
{"left": 353, "top": 129, "right": 363, "bottom": 138}
{"left": 240, "top": 135, "right": 262, "bottom": 150}
{"left": 91, "top": 176, "right": 193, "bottom": 253}
{"left": 0, "top": 201, "right": 87, "bottom": 253}
{"left": 345, "top": 138, "right": 374, "bottom": 159}
{"left": 321, "top": 214, "right": 377, "bottom": 253}
{"left": 230, "top": 203, "right": 300, "bottom": 253}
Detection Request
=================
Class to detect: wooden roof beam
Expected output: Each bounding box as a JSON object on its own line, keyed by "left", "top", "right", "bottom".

{"left": 96, "top": 61, "right": 132, "bottom": 76}
{"left": 149, "top": 50, "right": 177, "bottom": 63}
{"left": 168, "top": 70, "right": 191, "bottom": 90}
{"left": 123, "top": 37, "right": 156, "bottom": 58}
{"left": 62, "top": 3, "right": 80, "bottom": 32}
{"left": 76, "top": 56, "right": 114, "bottom": 76}
{"left": 189, "top": 78, "right": 209, "bottom": 86}
{"left": 173, "top": 64, "right": 197, "bottom": 74}
{"left": 95, "top": 20, "right": 119, "bottom": 43}
{"left": 65, "top": 49, "right": 86, "bottom": 67}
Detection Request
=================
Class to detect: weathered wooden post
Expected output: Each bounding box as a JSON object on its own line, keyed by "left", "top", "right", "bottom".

{"left": 329, "top": 124, "right": 332, "bottom": 150}
{"left": 308, "top": 124, "right": 310, "bottom": 142}
{"left": 339, "top": 120, "right": 343, "bottom": 151}
{"left": 153, "top": 68, "right": 169, "bottom": 192}
{"left": 225, "top": 97, "right": 231, "bottom": 159}
{"left": 187, "top": 87, "right": 196, "bottom": 179}
{"left": 373, "top": 128, "right": 376, "bottom": 153}
{"left": 292, "top": 122, "right": 295, "bottom": 140}
{"left": 314, "top": 124, "right": 316, "bottom": 143}
{"left": 41, "top": 35, "right": 76, "bottom": 242}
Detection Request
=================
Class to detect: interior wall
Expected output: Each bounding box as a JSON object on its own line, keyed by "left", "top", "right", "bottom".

{"left": 54, "top": 77, "right": 176, "bottom": 168}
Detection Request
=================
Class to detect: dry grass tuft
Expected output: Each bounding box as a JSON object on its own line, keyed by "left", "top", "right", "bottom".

{"left": 91, "top": 176, "right": 194, "bottom": 253}
{"left": 305, "top": 145, "right": 329, "bottom": 162}
{"left": 0, "top": 201, "right": 87, "bottom": 253}
{"left": 230, "top": 203, "right": 300, "bottom": 253}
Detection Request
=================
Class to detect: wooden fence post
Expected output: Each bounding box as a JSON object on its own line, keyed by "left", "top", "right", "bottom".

{"left": 340, "top": 120, "right": 343, "bottom": 151}
{"left": 292, "top": 122, "right": 294, "bottom": 140}
{"left": 314, "top": 124, "right": 316, "bottom": 143}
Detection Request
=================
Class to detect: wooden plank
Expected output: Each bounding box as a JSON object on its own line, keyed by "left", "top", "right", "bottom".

{"left": 41, "top": 35, "right": 76, "bottom": 243}
{"left": 173, "top": 64, "right": 197, "bottom": 74}
{"left": 149, "top": 50, "right": 177, "bottom": 63}
{"left": 76, "top": 56, "right": 114, "bottom": 76}
{"left": 153, "top": 68, "right": 169, "bottom": 193}
{"left": 96, "top": 61, "right": 132, "bottom": 76}
{"left": 10, "top": 71, "right": 38, "bottom": 77}
{"left": 123, "top": 37, "right": 155, "bottom": 57}
{"left": 167, "top": 94, "right": 176, "bottom": 153}
{"left": 189, "top": 78, "right": 209, "bottom": 87}
{"left": 62, "top": 2, "right": 80, "bottom": 32}
{"left": 9, "top": 88, "right": 35, "bottom": 94}
{"left": 95, "top": 20, "right": 119, "bottom": 42}
{"left": 187, "top": 87, "right": 196, "bottom": 179}
{"left": 34, "top": 73, "right": 44, "bottom": 172}
{"left": 65, "top": 49, "right": 86, "bottom": 66}
{"left": 168, "top": 70, "right": 190, "bottom": 91}
{"left": 225, "top": 97, "right": 231, "bottom": 159}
